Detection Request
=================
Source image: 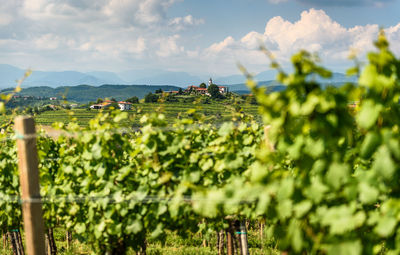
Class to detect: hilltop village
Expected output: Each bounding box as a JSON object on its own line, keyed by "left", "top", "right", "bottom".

{"left": 2, "top": 78, "right": 254, "bottom": 116}
{"left": 89, "top": 78, "right": 230, "bottom": 110}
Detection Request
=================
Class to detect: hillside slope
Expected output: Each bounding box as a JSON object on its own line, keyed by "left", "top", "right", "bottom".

{"left": 1, "top": 84, "right": 181, "bottom": 103}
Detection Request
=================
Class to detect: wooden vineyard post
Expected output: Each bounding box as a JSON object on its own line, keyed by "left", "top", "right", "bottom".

{"left": 217, "top": 230, "right": 225, "bottom": 255}
{"left": 226, "top": 220, "right": 234, "bottom": 255}
{"left": 237, "top": 220, "right": 249, "bottom": 255}
{"left": 15, "top": 116, "right": 46, "bottom": 255}
{"left": 66, "top": 231, "right": 72, "bottom": 250}
{"left": 263, "top": 125, "right": 275, "bottom": 152}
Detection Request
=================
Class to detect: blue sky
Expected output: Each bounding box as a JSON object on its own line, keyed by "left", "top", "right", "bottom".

{"left": 1, "top": 0, "right": 400, "bottom": 77}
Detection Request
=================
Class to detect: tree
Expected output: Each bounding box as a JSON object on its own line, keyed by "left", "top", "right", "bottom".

{"left": 144, "top": 93, "right": 159, "bottom": 103}
{"left": 155, "top": 89, "right": 163, "bottom": 94}
{"left": 207, "top": 84, "right": 221, "bottom": 98}
{"left": 110, "top": 98, "right": 117, "bottom": 102}
{"left": 126, "top": 96, "right": 139, "bottom": 104}
{"left": 96, "top": 98, "right": 104, "bottom": 104}
{"left": 109, "top": 102, "right": 120, "bottom": 109}
{"left": 24, "top": 106, "right": 33, "bottom": 115}
{"left": 199, "top": 83, "right": 206, "bottom": 88}
{"left": 178, "top": 88, "right": 183, "bottom": 95}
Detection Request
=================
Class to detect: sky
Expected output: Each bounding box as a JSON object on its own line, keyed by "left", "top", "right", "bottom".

{"left": 1, "top": 0, "right": 400, "bottom": 77}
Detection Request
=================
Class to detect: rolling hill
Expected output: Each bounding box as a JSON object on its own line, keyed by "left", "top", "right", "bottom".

{"left": 1, "top": 84, "right": 181, "bottom": 103}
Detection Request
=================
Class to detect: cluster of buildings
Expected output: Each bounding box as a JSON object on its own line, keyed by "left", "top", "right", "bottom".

{"left": 90, "top": 100, "right": 132, "bottom": 110}
{"left": 12, "top": 95, "right": 57, "bottom": 100}
{"left": 89, "top": 78, "right": 228, "bottom": 110}
{"left": 184, "top": 78, "right": 228, "bottom": 96}
{"left": 184, "top": 85, "right": 227, "bottom": 95}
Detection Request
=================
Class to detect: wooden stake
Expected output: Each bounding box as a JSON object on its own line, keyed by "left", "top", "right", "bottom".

{"left": 218, "top": 230, "right": 225, "bottom": 255}
{"left": 263, "top": 125, "right": 275, "bottom": 152}
{"left": 238, "top": 221, "right": 249, "bottom": 255}
{"left": 16, "top": 230, "right": 25, "bottom": 255}
{"left": 259, "top": 221, "right": 264, "bottom": 250}
{"left": 66, "top": 231, "right": 72, "bottom": 250}
{"left": 8, "top": 232, "right": 17, "bottom": 255}
{"left": 15, "top": 116, "right": 46, "bottom": 255}
{"left": 3, "top": 232, "right": 8, "bottom": 252}
{"left": 226, "top": 221, "right": 234, "bottom": 255}
{"left": 45, "top": 233, "right": 49, "bottom": 255}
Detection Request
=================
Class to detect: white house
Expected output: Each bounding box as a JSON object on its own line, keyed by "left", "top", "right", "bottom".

{"left": 90, "top": 101, "right": 111, "bottom": 109}
{"left": 218, "top": 86, "right": 228, "bottom": 94}
{"left": 118, "top": 101, "right": 132, "bottom": 110}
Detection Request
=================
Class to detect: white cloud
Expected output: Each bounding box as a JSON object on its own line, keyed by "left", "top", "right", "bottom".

{"left": 207, "top": 36, "right": 236, "bottom": 53}
{"left": 202, "top": 8, "right": 400, "bottom": 73}
{"left": 169, "top": 15, "right": 205, "bottom": 30}
{"left": 0, "top": 15, "right": 12, "bottom": 26}
{"left": 268, "top": 0, "right": 289, "bottom": 3}
{"left": 0, "top": 0, "right": 205, "bottom": 71}
{"left": 156, "top": 35, "right": 184, "bottom": 57}
{"left": 0, "top": 1, "right": 398, "bottom": 77}
{"left": 21, "top": 0, "right": 177, "bottom": 27}
{"left": 270, "top": 0, "right": 394, "bottom": 7}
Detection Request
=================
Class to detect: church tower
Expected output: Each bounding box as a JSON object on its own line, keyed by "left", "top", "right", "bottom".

{"left": 208, "top": 78, "right": 213, "bottom": 87}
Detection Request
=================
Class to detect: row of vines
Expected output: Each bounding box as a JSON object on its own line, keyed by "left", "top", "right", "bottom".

{"left": 1, "top": 33, "right": 400, "bottom": 254}
{"left": 1, "top": 107, "right": 262, "bottom": 254}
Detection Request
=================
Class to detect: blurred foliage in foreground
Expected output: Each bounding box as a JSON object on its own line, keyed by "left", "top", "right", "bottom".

{"left": 2, "top": 32, "right": 400, "bottom": 254}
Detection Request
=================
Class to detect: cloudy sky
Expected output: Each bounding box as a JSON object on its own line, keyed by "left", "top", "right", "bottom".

{"left": 1, "top": 0, "right": 400, "bottom": 76}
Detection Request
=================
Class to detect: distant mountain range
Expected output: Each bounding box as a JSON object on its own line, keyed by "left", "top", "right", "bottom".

{"left": 224, "top": 72, "right": 357, "bottom": 93}
{"left": 214, "top": 70, "right": 277, "bottom": 85}
{"left": 0, "top": 64, "right": 357, "bottom": 90}
{"left": 0, "top": 64, "right": 278, "bottom": 88}
{"left": 0, "top": 64, "right": 359, "bottom": 103}
{"left": 0, "top": 64, "right": 207, "bottom": 88}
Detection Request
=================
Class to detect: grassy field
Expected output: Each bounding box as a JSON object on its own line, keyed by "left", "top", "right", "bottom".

{"left": 1, "top": 101, "right": 260, "bottom": 127}
{"left": 3, "top": 227, "right": 278, "bottom": 255}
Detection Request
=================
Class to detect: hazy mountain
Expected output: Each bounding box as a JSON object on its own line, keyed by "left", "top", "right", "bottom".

{"left": 0, "top": 65, "right": 205, "bottom": 88}
{"left": 0, "top": 64, "right": 358, "bottom": 91}
{"left": 215, "top": 70, "right": 277, "bottom": 85}
{"left": 27, "top": 71, "right": 105, "bottom": 87}
{"left": 255, "top": 70, "right": 277, "bottom": 81}
{"left": 118, "top": 69, "right": 167, "bottom": 83}
{"left": 214, "top": 74, "right": 246, "bottom": 85}
{"left": 320, "top": 72, "right": 357, "bottom": 83}
{"left": 0, "top": 64, "right": 27, "bottom": 88}
{"left": 0, "top": 65, "right": 132, "bottom": 88}
{"left": 86, "top": 71, "right": 127, "bottom": 84}
{"left": 226, "top": 72, "right": 357, "bottom": 94}
{"left": 135, "top": 72, "right": 202, "bottom": 86}
{"left": 227, "top": 80, "right": 282, "bottom": 92}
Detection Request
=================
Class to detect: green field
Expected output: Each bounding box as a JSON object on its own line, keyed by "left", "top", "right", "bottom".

{"left": 1, "top": 101, "right": 260, "bottom": 127}
{"left": 3, "top": 227, "right": 278, "bottom": 255}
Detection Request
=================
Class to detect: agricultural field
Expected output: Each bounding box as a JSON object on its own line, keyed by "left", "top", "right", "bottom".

{"left": 3, "top": 227, "right": 279, "bottom": 255}
{"left": 0, "top": 100, "right": 260, "bottom": 127}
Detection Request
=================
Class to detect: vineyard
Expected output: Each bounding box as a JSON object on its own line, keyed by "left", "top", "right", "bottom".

{"left": 2, "top": 33, "right": 400, "bottom": 254}
{"left": 0, "top": 101, "right": 260, "bottom": 127}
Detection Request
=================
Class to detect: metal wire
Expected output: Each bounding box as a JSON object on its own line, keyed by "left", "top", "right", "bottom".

{"left": 0, "top": 195, "right": 255, "bottom": 204}
{"left": 0, "top": 121, "right": 262, "bottom": 141}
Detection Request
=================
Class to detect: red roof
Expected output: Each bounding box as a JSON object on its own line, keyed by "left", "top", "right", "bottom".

{"left": 118, "top": 101, "right": 132, "bottom": 104}
{"left": 196, "top": 88, "right": 208, "bottom": 91}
